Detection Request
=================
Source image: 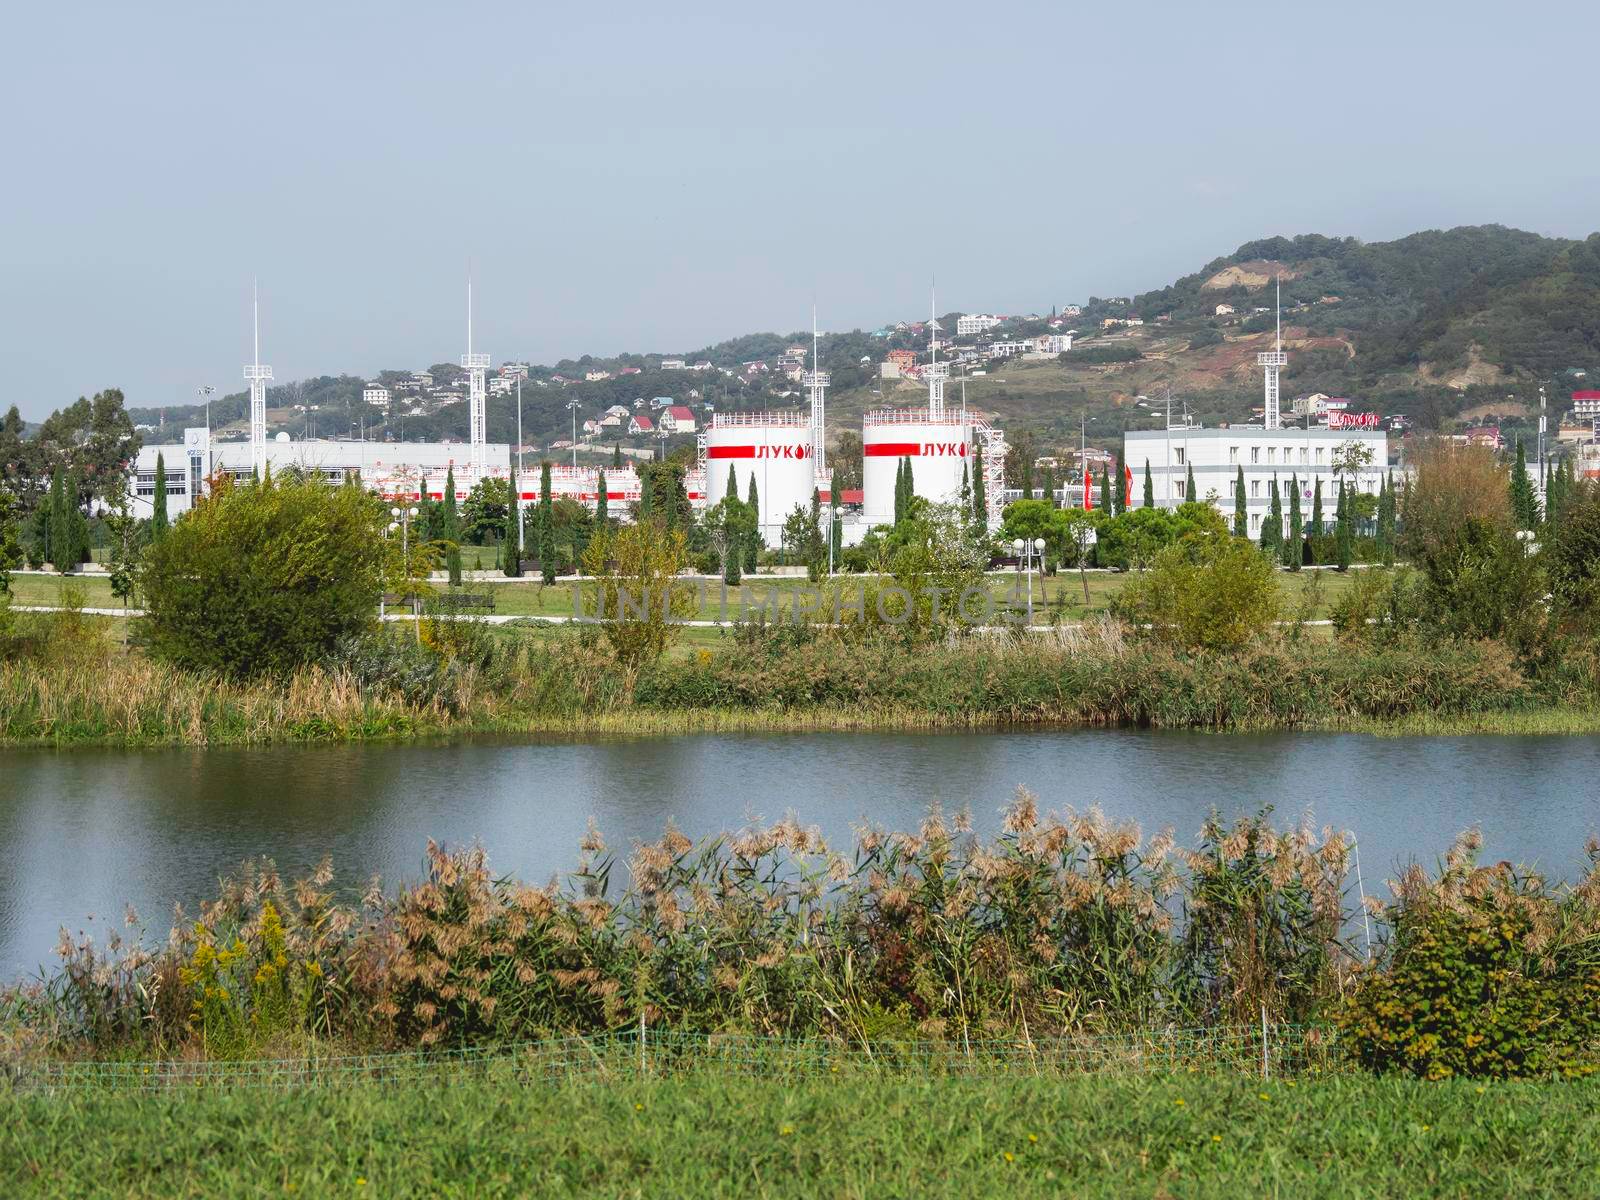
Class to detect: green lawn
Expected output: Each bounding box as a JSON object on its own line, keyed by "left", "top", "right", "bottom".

{"left": 5, "top": 564, "right": 1361, "bottom": 627}
{"left": 4, "top": 1068, "right": 1593, "bottom": 1198}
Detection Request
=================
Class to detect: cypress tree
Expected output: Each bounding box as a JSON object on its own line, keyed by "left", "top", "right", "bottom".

{"left": 972, "top": 442, "right": 988, "bottom": 529}
{"left": 503, "top": 488, "right": 522, "bottom": 577}
{"left": 640, "top": 466, "right": 654, "bottom": 520}
{"left": 895, "top": 457, "right": 911, "bottom": 524}
{"left": 150, "top": 456, "right": 168, "bottom": 541}
{"left": 1040, "top": 464, "right": 1056, "bottom": 509}
{"left": 1376, "top": 473, "right": 1396, "bottom": 566}
{"left": 1509, "top": 436, "right": 1539, "bottom": 529}
{"left": 1310, "top": 477, "right": 1323, "bottom": 537}
{"left": 745, "top": 476, "right": 759, "bottom": 574}
{"left": 1260, "top": 478, "right": 1282, "bottom": 556}
{"left": 1114, "top": 450, "right": 1128, "bottom": 514}
{"left": 1232, "top": 466, "right": 1248, "bottom": 538}
{"left": 595, "top": 470, "right": 609, "bottom": 528}
{"left": 443, "top": 466, "right": 462, "bottom": 586}
{"left": 830, "top": 498, "right": 842, "bottom": 564}
{"left": 1142, "top": 460, "right": 1154, "bottom": 508}
{"left": 539, "top": 461, "right": 556, "bottom": 585}
{"left": 1335, "top": 480, "right": 1353, "bottom": 572}
{"left": 1097, "top": 465, "right": 1111, "bottom": 514}
{"left": 1020, "top": 454, "right": 1034, "bottom": 501}
{"left": 1185, "top": 461, "right": 1196, "bottom": 504}
{"left": 1285, "top": 474, "right": 1303, "bottom": 570}
{"left": 47, "top": 466, "right": 66, "bottom": 569}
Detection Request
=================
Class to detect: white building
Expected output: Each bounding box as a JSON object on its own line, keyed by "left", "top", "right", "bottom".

{"left": 362, "top": 387, "right": 390, "bottom": 408}
{"left": 129, "top": 429, "right": 512, "bottom": 520}
{"left": 1035, "top": 332, "right": 1075, "bottom": 354}
{"left": 1123, "top": 426, "right": 1388, "bottom": 537}
{"left": 957, "top": 313, "right": 1004, "bottom": 336}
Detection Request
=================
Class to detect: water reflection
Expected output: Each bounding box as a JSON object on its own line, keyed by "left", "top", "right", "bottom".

{"left": 2, "top": 730, "right": 1597, "bottom": 978}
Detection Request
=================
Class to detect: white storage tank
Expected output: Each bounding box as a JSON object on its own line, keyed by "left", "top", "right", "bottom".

{"left": 861, "top": 411, "right": 977, "bottom": 527}
{"left": 703, "top": 413, "right": 816, "bottom": 547}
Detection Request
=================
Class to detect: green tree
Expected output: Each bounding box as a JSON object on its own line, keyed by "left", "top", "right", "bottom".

{"left": 502, "top": 489, "right": 522, "bottom": 578}
{"left": 46, "top": 466, "right": 66, "bottom": 570}
{"left": 1114, "top": 450, "right": 1128, "bottom": 514}
{"left": 1285, "top": 474, "right": 1303, "bottom": 570}
{"left": 639, "top": 467, "right": 654, "bottom": 521}
{"left": 744, "top": 476, "right": 760, "bottom": 574}
{"left": 1376, "top": 474, "right": 1396, "bottom": 566}
{"left": 595, "top": 470, "right": 610, "bottom": 529}
{"left": 1039, "top": 464, "right": 1056, "bottom": 510}
{"left": 1112, "top": 537, "right": 1279, "bottom": 651}
{"left": 1311, "top": 478, "right": 1324, "bottom": 536}
{"left": 1259, "top": 478, "right": 1282, "bottom": 558}
{"left": 63, "top": 471, "right": 89, "bottom": 570}
{"left": 1097, "top": 465, "right": 1112, "bottom": 514}
{"left": 1019, "top": 453, "right": 1034, "bottom": 502}
{"left": 461, "top": 478, "right": 510, "bottom": 545}
{"left": 1335, "top": 481, "right": 1354, "bottom": 572}
{"left": 612, "top": 443, "right": 622, "bottom": 469}
{"left": 1509, "top": 436, "right": 1539, "bottom": 530}
{"left": 539, "top": 461, "right": 556, "bottom": 585}
{"left": 1232, "top": 467, "right": 1248, "bottom": 538}
{"left": 0, "top": 486, "right": 23, "bottom": 594}
{"left": 151, "top": 455, "right": 171, "bottom": 541}
{"left": 442, "top": 466, "right": 462, "bottom": 586}
{"left": 139, "top": 474, "right": 388, "bottom": 678}
{"left": 1142, "top": 460, "right": 1154, "bottom": 508}
{"left": 1185, "top": 461, "right": 1196, "bottom": 504}
{"left": 579, "top": 522, "right": 696, "bottom": 669}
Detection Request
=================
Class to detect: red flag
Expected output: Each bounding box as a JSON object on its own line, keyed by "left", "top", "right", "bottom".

{"left": 1082, "top": 468, "right": 1093, "bottom": 511}
{"left": 1124, "top": 463, "right": 1134, "bottom": 505}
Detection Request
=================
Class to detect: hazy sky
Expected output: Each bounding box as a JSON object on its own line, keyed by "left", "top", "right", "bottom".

{"left": 4, "top": 0, "right": 1597, "bottom": 419}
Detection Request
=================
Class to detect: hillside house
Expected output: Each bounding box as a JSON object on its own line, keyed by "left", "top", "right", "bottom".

{"left": 1214, "top": 304, "right": 1235, "bottom": 316}
{"left": 660, "top": 359, "right": 686, "bottom": 371}
{"left": 662, "top": 405, "right": 696, "bottom": 434}
{"left": 628, "top": 414, "right": 654, "bottom": 435}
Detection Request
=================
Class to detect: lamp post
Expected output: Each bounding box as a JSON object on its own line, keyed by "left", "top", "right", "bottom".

{"left": 196, "top": 386, "right": 215, "bottom": 493}
{"left": 827, "top": 504, "right": 842, "bottom": 576}
{"left": 1011, "top": 537, "right": 1043, "bottom": 625}
{"left": 391, "top": 504, "right": 420, "bottom": 642}
{"left": 517, "top": 376, "right": 526, "bottom": 551}
{"left": 566, "top": 397, "right": 579, "bottom": 470}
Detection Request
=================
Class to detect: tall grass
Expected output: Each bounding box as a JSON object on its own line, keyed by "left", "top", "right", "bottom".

{"left": 0, "top": 607, "right": 1564, "bottom": 746}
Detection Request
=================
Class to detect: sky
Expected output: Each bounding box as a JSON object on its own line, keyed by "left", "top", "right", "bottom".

{"left": 4, "top": 0, "right": 1598, "bottom": 419}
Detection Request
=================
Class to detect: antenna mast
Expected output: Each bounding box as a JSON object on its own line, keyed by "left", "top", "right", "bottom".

{"left": 804, "top": 303, "right": 830, "bottom": 481}
{"left": 461, "top": 272, "right": 491, "bottom": 472}
{"left": 925, "top": 284, "right": 948, "bottom": 421}
{"left": 243, "top": 280, "right": 273, "bottom": 476}
{"left": 1256, "top": 271, "right": 1287, "bottom": 430}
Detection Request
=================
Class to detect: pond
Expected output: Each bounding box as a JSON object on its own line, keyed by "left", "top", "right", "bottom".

{"left": 2, "top": 729, "right": 1596, "bottom": 978}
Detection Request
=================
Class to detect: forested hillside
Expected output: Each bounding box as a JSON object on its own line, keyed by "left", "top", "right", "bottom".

{"left": 119, "top": 224, "right": 1600, "bottom": 459}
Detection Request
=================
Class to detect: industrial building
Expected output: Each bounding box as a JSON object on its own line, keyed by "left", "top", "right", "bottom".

{"left": 1122, "top": 425, "right": 1388, "bottom": 535}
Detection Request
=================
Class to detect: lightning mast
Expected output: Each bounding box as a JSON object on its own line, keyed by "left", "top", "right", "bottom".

{"left": 925, "top": 286, "right": 948, "bottom": 420}
{"left": 461, "top": 274, "right": 491, "bottom": 472}
{"left": 244, "top": 281, "right": 273, "bottom": 476}
{"left": 804, "top": 305, "right": 830, "bottom": 481}
{"left": 1256, "top": 274, "right": 1287, "bottom": 430}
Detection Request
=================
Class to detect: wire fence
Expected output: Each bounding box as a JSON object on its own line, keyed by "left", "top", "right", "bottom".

{"left": 7, "top": 1023, "right": 1347, "bottom": 1095}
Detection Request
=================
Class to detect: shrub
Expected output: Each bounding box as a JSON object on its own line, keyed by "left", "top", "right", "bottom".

{"left": 139, "top": 474, "right": 387, "bottom": 678}
{"left": 1338, "top": 835, "right": 1600, "bottom": 1079}
{"left": 1113, "top": 537, "right": 1279, "bottom": 651}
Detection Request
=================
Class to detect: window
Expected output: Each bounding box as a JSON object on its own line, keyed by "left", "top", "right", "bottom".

{"left": 1267, "top": 447, "right": 1277, "bottom": 463}
{"left": 1251, "top": 480, "right": 1261, "bottom": 498}
{"left": 1175, "top": 447, "right": 1185, "bottom": 465}
{"left": 1251, "top": 447, "right": 1260, "bottom": 464}
{"left": 1229, "top": 446, "right": 1239, "bottom": 463}
{"left": 1300, "top": 447, "right": 1309, "bottom": 464}
{"left": 1175, "top": 478, "right": 1186, "bottom": 498}
{"left": 1315, "top": 448, "right": 1325, "bottom": 463}
{"left": 1250, "top": 513, "right": 1261, "bottom": 531}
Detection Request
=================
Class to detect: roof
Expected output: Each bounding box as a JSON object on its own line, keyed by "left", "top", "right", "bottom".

{"left": 667, "top": 406, "right": 693, "bottom": 419}
{"left": 631, "top": 415, "right": 654, "bottom": 430}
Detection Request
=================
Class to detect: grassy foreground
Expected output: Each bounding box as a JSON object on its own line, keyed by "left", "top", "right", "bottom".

{"left": 5, "top": 1068, "right": 1595, "bottom": 1198}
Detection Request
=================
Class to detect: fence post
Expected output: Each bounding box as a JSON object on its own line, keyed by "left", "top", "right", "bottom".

{"left": 639, "top": 1008, "right": 646, "bottom": 1077}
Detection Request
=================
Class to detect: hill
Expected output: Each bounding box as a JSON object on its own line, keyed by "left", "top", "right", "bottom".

{"left": 125, "top": 225, "right": 1600, "bottom": 462}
